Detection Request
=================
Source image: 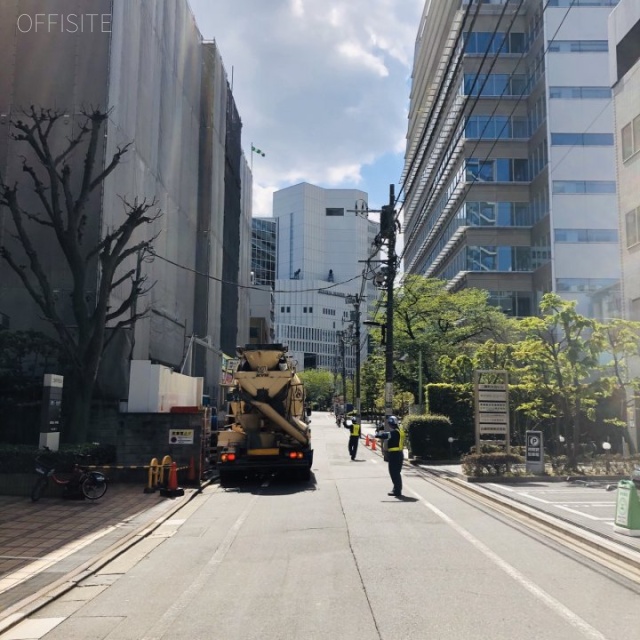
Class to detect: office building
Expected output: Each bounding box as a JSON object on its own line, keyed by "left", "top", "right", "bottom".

{"left": 272, "top": 183, "right": 380, "bottom": 374}
{"left": 402, "top": 0, "right": 620, "bottom": 318}
{"left": 0, "top": 0, "right": 251, "bottom": 401}
{"left": 609, "top": 0, "right": 640, "bottom": 320}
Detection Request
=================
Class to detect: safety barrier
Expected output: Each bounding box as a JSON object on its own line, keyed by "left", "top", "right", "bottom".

{"left": 144, "top": 455, "right": 190, "bottom": 494}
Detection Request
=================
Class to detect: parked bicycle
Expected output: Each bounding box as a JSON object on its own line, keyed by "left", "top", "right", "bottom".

{"left": 31, "top": 451, "right": 108, "bottom": 502}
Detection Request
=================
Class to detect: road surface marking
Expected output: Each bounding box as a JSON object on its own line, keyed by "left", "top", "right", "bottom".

{"left": 410, "top": 487, "right": 610, "bottom": 640}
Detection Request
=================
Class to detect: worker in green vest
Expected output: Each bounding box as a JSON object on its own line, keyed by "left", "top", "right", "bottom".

{"left": 375, "top": 416, "right": 404, "bottom": 497}
{"left": 347, "top": 418, "right": 361, "bottom": 460}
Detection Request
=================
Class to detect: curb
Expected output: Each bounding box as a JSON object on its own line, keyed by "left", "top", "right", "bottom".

{"left": 0, "top": 478, "right": 213, "bottom": 636}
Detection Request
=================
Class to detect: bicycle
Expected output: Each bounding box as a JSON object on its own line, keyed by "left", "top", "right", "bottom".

{"left": 31, "top": 452, "right": 108, "bottom": 502}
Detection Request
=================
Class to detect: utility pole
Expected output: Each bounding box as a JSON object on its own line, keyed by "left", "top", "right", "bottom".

{"left": 382, "top": 184, "right": 396, "bottom": 419}
{"left": 338, "top": 330, "right": 347, "bottom": 410}
{"left": 346, "top": 294, "right": 362, "bottom": 425}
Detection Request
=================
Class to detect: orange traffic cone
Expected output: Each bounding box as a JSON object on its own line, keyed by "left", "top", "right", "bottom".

{"left": 188, "top": 456, "right": 196, "bottom": 483}
{"left": 365, "top": 434, "right": 370, "bottom": 447}
{"left": 371, "top": 438, "right": 377, "bottom": 451}
{"left": 160, "top": 462, "right": 184, "bottom": 498}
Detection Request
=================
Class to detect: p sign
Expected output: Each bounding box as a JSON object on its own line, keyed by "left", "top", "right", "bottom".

{"left": 525, "top": 430, "right": 544, "bottom": 474}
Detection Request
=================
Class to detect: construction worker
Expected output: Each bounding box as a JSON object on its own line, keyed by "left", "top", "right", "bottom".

{"left": 375, "top": 416, "right": 404, "bottom": 497}
{"left": 347, "top": 418, "right": 361, "bottom": 460}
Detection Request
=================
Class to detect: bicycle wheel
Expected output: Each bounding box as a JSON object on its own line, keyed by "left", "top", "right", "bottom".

{"left": 81, "top": 476, "right": 108, "bottom": 500}
{"left": 31, "top": 477, "right": 48, "bottom": 502}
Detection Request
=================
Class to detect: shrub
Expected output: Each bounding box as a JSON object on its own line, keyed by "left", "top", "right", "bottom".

{"left": 405, "top": 414, "right": 452, "bottom": 459}
{"left": 461, "top": 452, "right": 524, "bottom": 477}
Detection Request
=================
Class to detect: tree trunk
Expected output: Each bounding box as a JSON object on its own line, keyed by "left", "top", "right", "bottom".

{"left": 64, "top": 374, "right": 94, "bottom": 444}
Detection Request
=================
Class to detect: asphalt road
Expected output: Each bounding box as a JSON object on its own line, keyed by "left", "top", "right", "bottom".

{"left": 3, "top": 413, "right": 640, "bottom": 640}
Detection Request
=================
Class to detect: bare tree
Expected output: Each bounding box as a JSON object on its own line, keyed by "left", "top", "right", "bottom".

{"left": 0, "top": 107, "right": 160, "bottom": 443}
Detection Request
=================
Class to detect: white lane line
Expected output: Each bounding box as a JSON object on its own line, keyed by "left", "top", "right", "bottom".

{"left": 410, "top": 487, "right": 610, "bottom": 640}
{"left": 555, "top": 505, "right": 607, "bottom": 521}
{"left": 141, "top": 492, "right": 260, "bottom": 640}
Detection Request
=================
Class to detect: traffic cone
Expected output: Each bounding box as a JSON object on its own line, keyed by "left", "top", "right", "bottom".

{"left": 371, "top": 438, "right": 376, "bottom": 451}
{"left": 160, "top": 462, "right": 184, "bottom": 498}
{"left": 187, "top": 456, "right": 196, "bottom": 483}
{"left": 365, "top": 434, "right": 370, "bottom": 447}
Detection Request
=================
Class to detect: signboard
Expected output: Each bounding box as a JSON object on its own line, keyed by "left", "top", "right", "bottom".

{"left": 169, "top": 429, "right": 194, "bottom": 445}
{"left": 474, "top": 370, "right": 510, "bottom": 457}
{"left": 525, "top": 430, "right": 544, "bottom": 474}
{"left": 40, "top": 373, "right": 64, "bottom": 451}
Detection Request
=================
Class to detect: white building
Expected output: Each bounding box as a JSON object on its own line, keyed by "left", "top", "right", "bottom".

{"left": 609, "top": 0, "right": 640, "bottom": 320}
{"left": 402, "top": 0, "right": 621, "bottom": 318}
{"left": 272, "top": 183, "right": 380, "bottom": 374}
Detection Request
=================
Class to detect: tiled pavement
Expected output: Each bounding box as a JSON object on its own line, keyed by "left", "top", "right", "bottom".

{"left": 0, "top": 483, "right": 201, "bottom": 624}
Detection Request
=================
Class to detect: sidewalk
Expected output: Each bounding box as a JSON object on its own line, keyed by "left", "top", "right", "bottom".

{"left": 0, "top": 483, "right": 203, "bottom": 632}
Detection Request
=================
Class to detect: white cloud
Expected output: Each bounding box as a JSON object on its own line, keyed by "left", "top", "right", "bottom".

{"left": 188, "top": 0, "right": 424, "bottom": 214}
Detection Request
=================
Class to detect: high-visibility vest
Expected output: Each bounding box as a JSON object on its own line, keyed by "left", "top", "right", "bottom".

{"left": 388, "top": 428, "right": 405, "bottom": 452}
{"left": 352, "top": 423, "right": 361, "bottom": 437}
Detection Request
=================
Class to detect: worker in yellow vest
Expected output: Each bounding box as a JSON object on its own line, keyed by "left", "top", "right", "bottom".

{"left": 347, "top": 418, "right": 361, "bottom": 460}
{"left": 375, "top": 415, "right": 404, "bottom": 497}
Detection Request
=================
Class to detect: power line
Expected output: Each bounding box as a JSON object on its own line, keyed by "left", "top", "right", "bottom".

{"left": 151, "top": 250, "right": 362, "bottom": 293}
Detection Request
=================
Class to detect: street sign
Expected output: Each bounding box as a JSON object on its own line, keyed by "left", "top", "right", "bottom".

{"left": 478, "top": 413, "right": 508, "bottom": 424}
{"left": 169, "top": 429, "right": 194, "bottom": 445}
{"left": 525, "top": 430, "right": 544, "bottom": 474}
{"left": 479, "top": 424, "right": 508, "bottom": 434}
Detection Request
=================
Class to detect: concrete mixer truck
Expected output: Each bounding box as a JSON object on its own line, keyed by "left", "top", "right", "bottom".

{"left": 215, "top": 344, "right": 313, "bottom": 485}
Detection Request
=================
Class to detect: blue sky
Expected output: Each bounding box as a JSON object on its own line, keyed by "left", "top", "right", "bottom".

{"left": 188, "top": 0, "right": 424, "bottom": 215}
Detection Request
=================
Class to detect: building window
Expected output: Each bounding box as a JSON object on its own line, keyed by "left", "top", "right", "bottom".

{"left": 626, "top": 207, "right": 640, "bottom": 248}
{"left": 547, "top": 0, "right": 619, "bottom": 6}
{"left": 548, "top": 40, "right": 608, "bottom": 52}
{"left": 287, "top": 307, "right": 290, "bottom": 313}
{"left": 556, "top": 278, "right": 619, "bottom": 293}
{"left": 551, "top": 133, "right": 613, "bottom": 146}
{"left": 466, "top": 158, "right": 529, "bottom": 182}
{"left": 552, "top": 181, "right": 616, "bottom": 194}
{"left": 621, "top": 116, "right": 640, "bottom": 161}
{"left": 554, "top": 229, "right": 618, "bottom": 243}
{"left": 280, "top": 306, "right": 285, "bottom": 312}
{"left": 303, "top": 307, "right": 307, "bottom": 313}
{"left": 309, "top": 307, "right": 313, "bottom": 313}
{"left": 326, "top": 208, "right": 344, "bottom": 216}
{"left": 549, "top": 86, "right": 611, "bottom": 99}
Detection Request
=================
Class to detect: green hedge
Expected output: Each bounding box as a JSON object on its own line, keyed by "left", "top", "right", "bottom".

{"left": 461, "top": 452, "right": 524, "bottom": 477}
{"left": 425, "top": 383, "right": 474, "bottom": 453}
{"left": 405, "top": 414, "right": 452, "bottom": 460}
{"left": 0, "top": 442, "right": 116, "bottom": 474}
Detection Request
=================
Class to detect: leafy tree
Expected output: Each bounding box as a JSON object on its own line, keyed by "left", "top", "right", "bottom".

{"left": 511, "top": 294, "right": 605, "bottom": 467}
{"left": 595, "top": 318, "right": 640, "bottom": 454}
{"left": 388, "top": 275, "right": 511, "bottom": 398}
{"left": 0, "top": 108, "right": 161, "bottom": 443}
{"left": 361, "top": 352, "right": 384, "bottom": 414}
{"left": 298, "top": 368, "right": 334, "bottom": 410}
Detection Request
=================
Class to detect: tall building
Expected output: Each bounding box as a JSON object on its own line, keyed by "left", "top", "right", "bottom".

{"left": 247, "top": 218, "right": 277, "bottom": 345}
{"left": 0, "top": 0, "right": 251, "bottom": 401}
{"left": 251, "top": 218, "right": 278, "bottom": 287}
{"left": 402, "top": 0, "right": 620, "bottom": 318}
{"left": 609, "top": 0, "right": 640, "bottom": 320}
{"left": 272, "top": 183, "right": 380, "bottom": 374}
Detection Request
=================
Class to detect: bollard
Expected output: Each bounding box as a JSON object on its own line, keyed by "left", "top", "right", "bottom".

{"left": 159, "top": 455, "right": 172, "bottom": 487}
{"left": 144, "top": 457, "right": 159, "bottom": 493}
